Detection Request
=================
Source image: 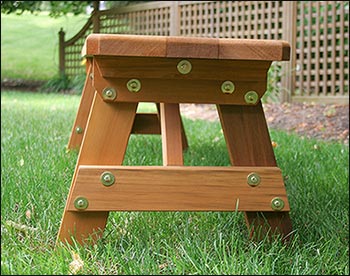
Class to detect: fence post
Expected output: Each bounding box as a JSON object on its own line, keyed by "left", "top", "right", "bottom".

{"left": 92, "top": 1, "right": 100, "bottom": 33}
{"left": 58, "top": 28, "right": 65, "bottom": 77}
{"left": 170, "top": 1, "right": 180, "bottom": 36}
{"left": 280, "top": 1, "right": 297, "bottom": 103}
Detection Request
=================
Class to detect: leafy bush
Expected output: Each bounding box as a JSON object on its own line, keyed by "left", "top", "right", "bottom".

{"left": 262, "top": 62, "right": 283, "bottom": 103}
{"left": 41, "top": 74, "right": 85, "bottom": 94}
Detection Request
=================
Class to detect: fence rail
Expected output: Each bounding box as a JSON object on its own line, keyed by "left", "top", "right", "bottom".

{"left": 58, "top": 1, "right": 349, "bottom": 103}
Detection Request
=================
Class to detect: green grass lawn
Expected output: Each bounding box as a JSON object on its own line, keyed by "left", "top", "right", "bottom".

{"left": 1, "top": 91, "right": 349, "bottom": 275}
{"left": 1, "top": 12, "right": 89, "bottom": 81}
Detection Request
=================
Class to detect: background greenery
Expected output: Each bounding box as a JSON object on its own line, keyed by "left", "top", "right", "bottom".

{"left": 1, "top": 12, "right": 88, "bottom": 81}
{"left": 1, "top": 91, "right": 349, "bottom": 275}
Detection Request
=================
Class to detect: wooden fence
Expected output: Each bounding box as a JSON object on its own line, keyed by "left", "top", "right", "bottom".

{"left": 59, "top": 1, "right": 349, "bottom": 103}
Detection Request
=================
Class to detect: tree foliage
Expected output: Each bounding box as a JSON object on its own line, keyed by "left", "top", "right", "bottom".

{"left": 1, "top": 1, "right": 95, "bottom": 17}
{"left": 0, "top": 1, "right": 151, "bottom": 17}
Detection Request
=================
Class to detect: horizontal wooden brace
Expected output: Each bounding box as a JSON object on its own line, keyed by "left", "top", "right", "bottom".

{"left": 132, "top": 113, "right": 160, "bottom": 134}
{"left": 68, "top": 166, "right": 290, "bottom": 212}
{"left": 94, "top": 77, "right": 266, "bottom": 105}
{"left": 94, "top": 57, "right": 271, "bottom": 81}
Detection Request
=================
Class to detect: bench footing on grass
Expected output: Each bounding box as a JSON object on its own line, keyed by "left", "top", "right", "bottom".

{"left": 57, "top": 34, "right": 293, "bottom": 245}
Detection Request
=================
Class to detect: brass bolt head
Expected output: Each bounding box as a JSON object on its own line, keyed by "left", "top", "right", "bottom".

{"left": 271, "top": 197, "right": 285, "bottom": 211}
{"left": 127, "top": 79, "right": 141, "bottom": 93}
{"left": 74, "top": 196, "right": 89, "bottom": 210}
{"left": 244, "top": 91, "right": 259, "bottom": 104}
{"left": 75, "top": 126, "right": 83, "bottom": 134}
{"left": 247, "top": 172, "right": 261, "bottom": 186}
{"left": 221, "top": 81, "right": 235, "bottom": 94}
{"left": 177, "top": 60, "right": 192, "bottom": 74}
{"left": 100, "top": 171, "right": 115, "bottom": 186}
{"left": 102, "top": 87, "right": 117, "bottom": 101}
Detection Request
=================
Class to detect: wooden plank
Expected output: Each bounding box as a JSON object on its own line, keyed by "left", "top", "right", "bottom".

{"left": 219, "top": 38, "right": 290, "bottom": 61}
{"left": 160, "top": 103, "right": 184, "bottom": 165}
{"left": 217, "top": 103, "right": 277, "bottom": 166}
{"left": 339, "top": 1, "right": 344, "bottom": 95}
{"left": 131, "top": 113, "right": 161, "bottom": 134}
{"left": 292, "top": 95, "right": 349, "bottom": 105}
{"left": 331, "top": 3, "right": 336, "bottom": 96}
{"left": 322, "top": 2, "right": 328, "bottom": 95}
{"left": 217, "top": 102, "right": 293, "bottom": 241}
{"left": 67, "top": 62, "right": 95, "bottom": 150}
{"left": 85, "top": 33, "right": 291, "bottom": 61}
{"left": 83, "top": 34, "right": 167, "bottom": 57}
{"left": 167, "top": 36, "right": 219, "bottom": 58}
{"left": 94, "top": 77, "right": 267, "bottom": 105}
{"left": 315, "top": 1, "right": 320, "bottom": 96}
{"left": 57, "top": 94, "right": 138, "bottom": 245}
{"left": 94, "top": 57, "right": 270, "bottom": 81}
{"left": 156, "top": 103, "right": 189, "bottom": 152}
{"left": 306, "top": 1, "right": 312, "bottom": 95}
{"left": 67, "top": 165, "right": 289, "bottom": 212}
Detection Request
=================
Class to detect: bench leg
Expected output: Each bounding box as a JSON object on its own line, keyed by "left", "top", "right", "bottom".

{"left": 67, "top": 63, "right": 95, "bottom": 150}
{"left": 159, "top": 103, "right": 184, "bottom": 166}
{"left": 157, "top": 103, "right": 188, "bottom": 152}
{"left": 57, "top": 92, "right": 138, "bottom": 245}
{"left": 217, "top": 102, "right": 293, "bottom": 242}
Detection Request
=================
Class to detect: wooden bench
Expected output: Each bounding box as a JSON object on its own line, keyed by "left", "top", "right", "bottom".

{"left": 58, "top": 34, "right": 293, "bottom": 245}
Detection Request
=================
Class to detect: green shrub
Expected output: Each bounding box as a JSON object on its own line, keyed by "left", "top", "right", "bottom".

{"left": 41, "top": 74, "right": 85, "bottom": 94}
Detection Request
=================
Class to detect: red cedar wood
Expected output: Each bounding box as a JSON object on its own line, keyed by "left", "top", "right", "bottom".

{"left": 57, "top": 94, "right": 138, "bottom": 245}
{"left": 68, "top": 165, "right": 289, "bottom": 212}
{"left": 67, "top": 61, "right": 95, "bottom": 150}
{"left": 60, "top": 34, "right": 293, "bottom": 244}
{"left": 83, "top": 34, "right": 290, "bottom": 61}
{"left": 217, "top": 103, "right": 293, "bottom": 241}
{"left": 160, "top": 103, "right": 184, "bottom": 165}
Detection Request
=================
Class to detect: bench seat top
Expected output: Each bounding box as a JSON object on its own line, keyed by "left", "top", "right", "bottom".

{"left": 83, "top": 34, "right": 290, "bottom": 61}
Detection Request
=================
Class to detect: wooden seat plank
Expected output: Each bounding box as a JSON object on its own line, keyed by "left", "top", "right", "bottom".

{"left": 83, "top": 34, "right": 290, "bottom": 61}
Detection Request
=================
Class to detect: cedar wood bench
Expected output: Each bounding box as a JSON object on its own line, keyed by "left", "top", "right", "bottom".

{"left": 58, "top": 34, "right": 293, "bottom": 245}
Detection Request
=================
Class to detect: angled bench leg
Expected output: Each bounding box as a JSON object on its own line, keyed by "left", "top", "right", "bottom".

{"left": 217, "top": 102, "right": 293, "bottom": 242}
{"left": 57, "top": 92, "right": 138, "bottom": 245}
{"left": 67, "top": 61, "right": 95, "bottom": 150}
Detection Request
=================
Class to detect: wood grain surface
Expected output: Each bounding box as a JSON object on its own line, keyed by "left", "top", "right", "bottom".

{"left": 67, "top": 165, "right": 289, "bottom": 212}
{"left": 83, "top": 34, "right": 290, "bottom": 61}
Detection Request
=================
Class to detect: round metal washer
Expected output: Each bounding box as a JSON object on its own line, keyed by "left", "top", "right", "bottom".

{"left": 177, "top": 60, "right": 192, "bottom": 74}
{"left": 244, "top": 91, "right": 259, "bottom": 104}
{"left": 100, "top": 171, "right": 115, "bottom": 187}
{"left": 221, "top": 81, "right": 235, "bottom": 94}
{"left": 271, "top": 197, "right": 285, "bottom": 211}
{"left": 74, "top": 196, "right": 89, "bottom": 210}
{"left": 127, "top": 79, "right": 141, "bottom": 93}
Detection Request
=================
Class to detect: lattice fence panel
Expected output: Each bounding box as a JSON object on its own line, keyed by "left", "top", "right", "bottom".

{"left": 179, "top": 1, "right": 284, "bottom": 39}
{"left": 64, "top": 23, "right": 93, "bottom": 77}
{"left": 61, "top": 1, "right": 349, "bottom": 102}
{"left": 294, "top": 1, "right": 349, "bottom": 97}
{"left": 99, "top": 6, "right": 171, "bottom": 35}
